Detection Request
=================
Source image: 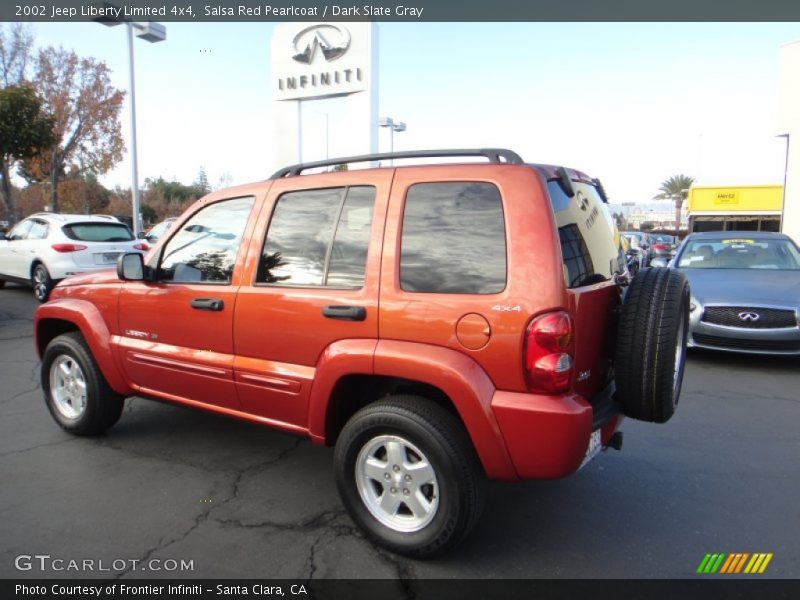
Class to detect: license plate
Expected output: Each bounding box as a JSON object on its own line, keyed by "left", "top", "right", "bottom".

{"left": 101, "top": 252, "right": 120, "bottom": 263}
{"left": 579, "top": 429, "right": 602, "bottom": 470}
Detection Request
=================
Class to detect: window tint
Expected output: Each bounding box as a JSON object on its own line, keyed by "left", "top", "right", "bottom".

{"left": 400, "top": 182, "right": 506, "bottom": 294}
{"left": 259, "top": 186, "right": 375, "bottom": 288}
{"left": 159, "top": 197, "right": 254, "bottom": 284}
{"left": 63, "top": 223, "right": 133, "bottom": 242}
{"left": 559, "top": 224, "right": 596, "bottom": 288}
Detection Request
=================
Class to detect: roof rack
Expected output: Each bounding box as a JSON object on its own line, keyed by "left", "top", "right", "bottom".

{"left": 270, "top": 148, "right": 524, "bottom": 179}
{"left": 29, "top": 212, "right": 66, "bottom": 221}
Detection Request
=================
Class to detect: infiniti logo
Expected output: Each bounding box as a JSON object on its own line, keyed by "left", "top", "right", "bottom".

{"left": 292, "top": 25, "right": 351, "bottom": 64}
{"left": 738, "top": 311, "right": 760, "bottom": 322}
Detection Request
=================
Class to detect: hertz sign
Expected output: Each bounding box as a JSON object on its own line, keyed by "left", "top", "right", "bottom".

{"left": 687, "top": 185, "right": 783, "bottom": 213}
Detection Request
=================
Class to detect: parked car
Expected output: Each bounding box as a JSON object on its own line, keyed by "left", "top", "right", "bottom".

{"left": 0, "top": 213, "right": 148, "bottom": 302}
{"left": 34, "top": 149, "right": 689, "bottom": 557}
{"left": 673, "top": 231, "right": 800, "bottom": 355}
{"left": 620, "top": 231, "right": 652, "bottom": 268}
{"left": 142, "top": 217, "right": 177, "bottom": 243}
{"left": 649, "top": 233, "right": 678, "bottom": 259}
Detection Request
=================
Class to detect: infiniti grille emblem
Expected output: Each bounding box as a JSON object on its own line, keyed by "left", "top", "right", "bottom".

{"left": 738, "top": 311, "right": 760, "bottom": 322}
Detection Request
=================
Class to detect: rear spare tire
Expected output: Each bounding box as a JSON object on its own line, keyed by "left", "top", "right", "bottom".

{"left": 615, "top": 267, "right": 689, "bottom": 423}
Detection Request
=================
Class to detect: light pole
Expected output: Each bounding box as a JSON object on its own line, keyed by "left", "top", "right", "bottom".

{"left": 378, "top": 117, "right": 406, "bottom": 163}
{"left": 97, "top": 10, "right": 166, "bottom": 234}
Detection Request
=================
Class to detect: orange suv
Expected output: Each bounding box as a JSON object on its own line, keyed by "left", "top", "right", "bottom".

{"left": 33, "top": 149, "right": 689, "bottom": 557}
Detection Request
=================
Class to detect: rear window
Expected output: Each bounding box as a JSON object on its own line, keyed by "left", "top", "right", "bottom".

{"left": 62, "top": 223, "right": 133, "bottom": 242}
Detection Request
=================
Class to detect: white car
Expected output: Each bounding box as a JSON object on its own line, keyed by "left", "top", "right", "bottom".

{"left": 0, "top": 213, "right": 148, "bottom": 302}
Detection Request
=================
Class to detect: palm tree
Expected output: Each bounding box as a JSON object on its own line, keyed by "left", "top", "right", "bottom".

{"left": 655, "top": 174, "right": 695, "bottom": 236}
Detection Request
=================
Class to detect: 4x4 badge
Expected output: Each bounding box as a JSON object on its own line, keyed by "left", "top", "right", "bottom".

{"left": 491, "top": 305, "right": 522, "bottom": 312}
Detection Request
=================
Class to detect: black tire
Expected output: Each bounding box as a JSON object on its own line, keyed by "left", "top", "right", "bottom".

{"left": 615, "top": 267, "right": 689, "bottom": 423}
{"left": 32, "top": 263, "right": 53, "bottom": 302}
{"left": 0, "top": 279, "right": 6, "bottom": 289}
{"left": 334, "top": 396, "right": 486, "bottom": 558}
{"left": 41, "top": 332, "right": 124, "bottom": 435}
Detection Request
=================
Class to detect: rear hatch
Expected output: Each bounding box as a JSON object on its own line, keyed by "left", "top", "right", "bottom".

{"left": 61, "top": 221, "right": 137, "bottom": 268}
{"left": 538, "top": 168, "right": 623, "bottom": 401}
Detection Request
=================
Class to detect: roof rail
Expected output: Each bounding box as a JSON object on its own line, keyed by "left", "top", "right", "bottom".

{"left": 29, "top": 212, "right": 66, "bottom": 221}
{"left": 90, "top": 214, "right": 119, "bottom": 221}
{"left": 270, "top": 148, "right": 524, "bottom": 179}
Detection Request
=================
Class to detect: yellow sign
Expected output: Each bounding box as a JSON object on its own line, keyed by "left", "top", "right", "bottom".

{"left": 687, "top": 185, "right": 782, "bottom": 213}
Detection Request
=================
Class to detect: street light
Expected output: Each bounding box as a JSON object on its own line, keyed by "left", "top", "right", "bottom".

{"left": 96, "top": 4, "right": 166, "bottom": 235}
{"left": 378, "top": 117, "right": 406, "bottom": 163}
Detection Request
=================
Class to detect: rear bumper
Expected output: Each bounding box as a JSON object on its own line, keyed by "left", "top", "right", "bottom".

{"left": 491, "top": 382, "right": 621, "bottom": 479}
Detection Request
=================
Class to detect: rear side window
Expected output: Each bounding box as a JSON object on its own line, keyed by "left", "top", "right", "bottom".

{"left": 559, "top": 224, "right": 595, "bottom": 288}
{"left": 63, "top": 223, "right": 133, "bottom": 242}
{"left": 400, "top": 182, "right": 506, "bottom": 294}
{"left": 258, "top": 186, "right": 376, "bottom": 288}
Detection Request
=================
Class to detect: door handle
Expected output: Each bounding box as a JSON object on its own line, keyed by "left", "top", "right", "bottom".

{"left": 191, "top": 298, "right": 224, "bottom": 311}
{"left": 322, "top": 305, "right": 367, "bottom": 321}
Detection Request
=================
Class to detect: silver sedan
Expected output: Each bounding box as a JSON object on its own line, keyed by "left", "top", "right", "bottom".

{"left": 672, "top": 231, "right": 800, "bottom": 355}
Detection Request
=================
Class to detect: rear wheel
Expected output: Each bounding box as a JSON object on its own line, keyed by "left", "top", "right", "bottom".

{"left": 615, "top": 267, "right": 689, "bottom": 423}
{"left": 32, "top": 263, "right": 53, "bottom": 302}
{"left": 42, "top": 332, "right": 124, "bottom": 435}
{"left": 334, "top": 396, "right": 486, "bottom": 558}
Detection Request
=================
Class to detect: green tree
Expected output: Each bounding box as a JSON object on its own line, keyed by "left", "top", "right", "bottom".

{"left": 639, "top": 221, "right": 655, "bottom": 232}
{"left": 0, "top": 85, "right": 55, "bottom": 222}
{"left": 655, "top": 174, "right": 694, "bottom": 236}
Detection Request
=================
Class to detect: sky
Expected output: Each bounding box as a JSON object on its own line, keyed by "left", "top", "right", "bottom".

{"left": 23, "top": 21, "right": 800, "bottom": 206}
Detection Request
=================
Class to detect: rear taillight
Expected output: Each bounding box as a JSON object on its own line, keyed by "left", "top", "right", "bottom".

{"left": 652, "top": 243, "right": 668, "bottom": 252}
{"left": 524, "top": 311, "right": 574, "bottom": 394}
{"left": 133, "top": 243, "right": 149, "bottom": 251}
{"left": 51, "top": 243, "right": 88, "bottom": 253}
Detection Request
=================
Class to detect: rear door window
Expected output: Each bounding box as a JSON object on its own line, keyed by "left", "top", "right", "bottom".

{"left": 258, "top": 186, "right": 376, "bottom": 288}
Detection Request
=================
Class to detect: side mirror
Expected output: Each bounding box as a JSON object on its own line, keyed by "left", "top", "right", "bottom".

{"left": 650, "top": 256, "right": 669, "bottom": 268}
{"left": 117, "top": 252, "right": 145, "bottom": 281}
{"left": 136, "top": 231, "right": 146, "bottom": 239}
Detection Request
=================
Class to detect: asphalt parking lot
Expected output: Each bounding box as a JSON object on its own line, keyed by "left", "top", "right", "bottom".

{"left": 1, "top": 282, "right": 798, "bottom": 580}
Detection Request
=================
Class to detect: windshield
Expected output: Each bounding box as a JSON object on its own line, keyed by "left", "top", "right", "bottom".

{"left": 651, "top": 234, "right": 675, "bottom": 244}
{"left": 677, "top": 238, "right": 800, "bottom": 270}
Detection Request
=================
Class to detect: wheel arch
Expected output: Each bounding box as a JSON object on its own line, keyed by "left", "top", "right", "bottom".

{"left": 35, "top": 300, "right": 131, "bottom": 396}
{"left": 308, "top": 339, "right": 517, "bottom": 480}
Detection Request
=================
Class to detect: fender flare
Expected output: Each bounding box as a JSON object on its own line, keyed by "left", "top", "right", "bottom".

{"left": 34, "top": 299, "right": 131, "bottom": 395}
{"left": 308, "top": 339, "right": 517, "bottom": 480}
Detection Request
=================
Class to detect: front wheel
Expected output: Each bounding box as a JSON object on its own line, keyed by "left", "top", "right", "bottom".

{"left": 41, "top": 332, "right": 124, "bottom": 435}
{"left": 334, "top": 396, "right": 486, "bottom": 558}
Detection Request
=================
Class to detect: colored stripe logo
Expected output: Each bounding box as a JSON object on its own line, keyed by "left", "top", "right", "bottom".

{"left": 697, "top": 553, "right": 773, "bottom": 574}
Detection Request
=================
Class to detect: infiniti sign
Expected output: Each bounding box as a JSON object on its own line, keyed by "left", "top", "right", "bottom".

{"left": 292, "top": 24, "right": 351, "bottom": 64}
{"left": 738, "top": 311, "right": 761, "bottom": 322}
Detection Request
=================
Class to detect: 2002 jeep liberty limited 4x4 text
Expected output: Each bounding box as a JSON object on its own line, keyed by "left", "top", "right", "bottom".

{"left": 33, "top": 149, "right": 689, "bottom": 557}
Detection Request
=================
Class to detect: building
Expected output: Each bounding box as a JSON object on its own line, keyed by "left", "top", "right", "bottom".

{"left": 687, "top": 185, "right": 783, "bottom": 232}
{"left": 624, "top": 202, "right": 688, "bottom": 230}
{"left": 779, "top": 40, "right": 800, "bottom": 242}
